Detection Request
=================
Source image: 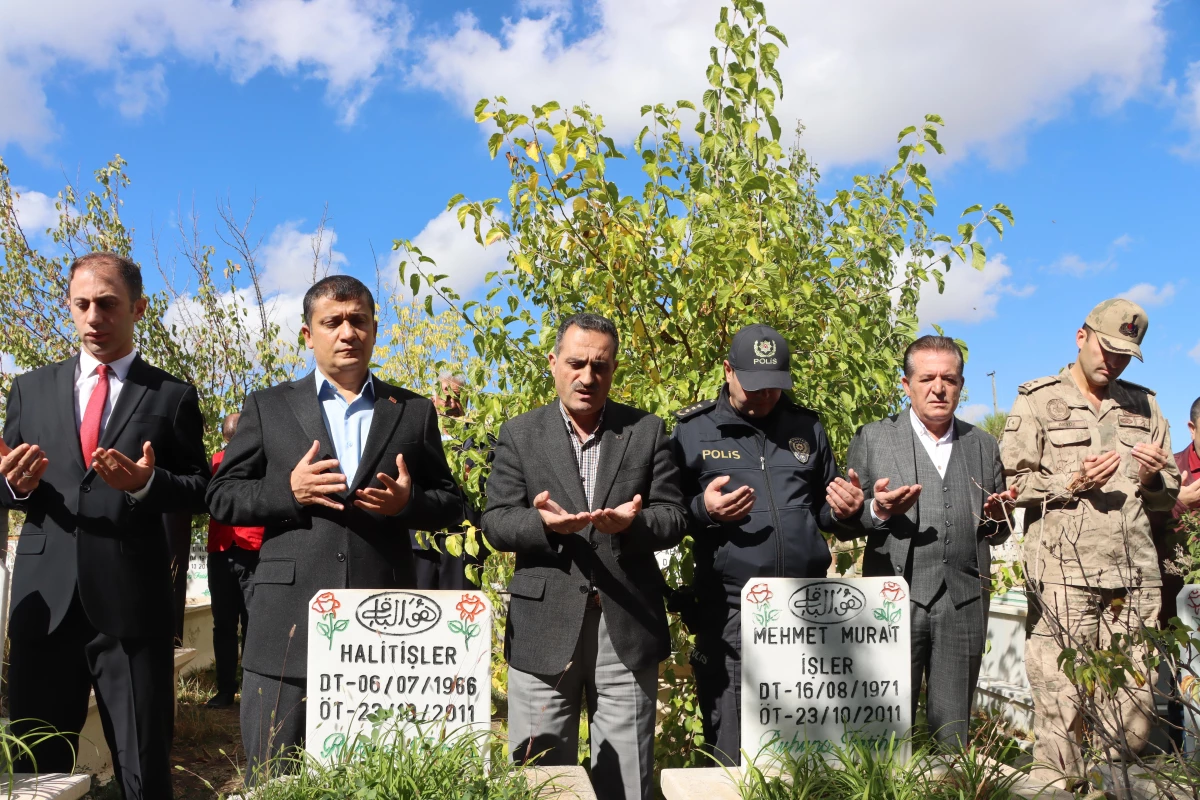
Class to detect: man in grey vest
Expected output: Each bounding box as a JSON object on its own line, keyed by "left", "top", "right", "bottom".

{"left": 838, "top": 335, "right": 1015, "bottom": 747}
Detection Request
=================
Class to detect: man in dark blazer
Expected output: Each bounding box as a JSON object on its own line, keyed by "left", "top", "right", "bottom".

{"left": 206, "top": 275, "right": 461, "bottom": 784}
{"left": 838, "top": 335, "right": 1014, "bottom": 749}
{"left": 483, "top": 312, "right": 687, "bottom": 800}
{"left": 1, "top": 252, "right": 210, "bottom": 799}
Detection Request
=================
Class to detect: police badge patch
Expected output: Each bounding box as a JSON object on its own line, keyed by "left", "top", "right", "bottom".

{"left": 1046, "top": 398, "right": 1071, "bottom": 421}
{"left": 753, "top": 339, "right": 777, "bottom": 359}
{"left": 789, "top": 437, "right": 811, "bottom": 464}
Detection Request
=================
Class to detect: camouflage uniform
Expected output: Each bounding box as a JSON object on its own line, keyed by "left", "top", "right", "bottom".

{"left": 1000, "top": 301, "right": 1180, "bottom": 787}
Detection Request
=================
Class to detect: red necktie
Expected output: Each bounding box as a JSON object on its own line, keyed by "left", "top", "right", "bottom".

{"left": 80, "top": 364, "right": 110, "bottom": 468}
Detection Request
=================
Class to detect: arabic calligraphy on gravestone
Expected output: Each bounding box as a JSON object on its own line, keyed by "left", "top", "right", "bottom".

{"left": 306, "top": 589, "right": 491, "bottom": 762}
{"left": 741, "top": 577, "right": 913, "bottom": 763}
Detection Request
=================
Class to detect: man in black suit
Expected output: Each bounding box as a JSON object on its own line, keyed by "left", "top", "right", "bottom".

{"left": 206, "top": 275, "right": 462, "bottom": 784}
{"left": 1, "top": 252, "right": 210, "bottom": 799}
{"left": 483, "top": 312, "right": 687, "bottom": 800}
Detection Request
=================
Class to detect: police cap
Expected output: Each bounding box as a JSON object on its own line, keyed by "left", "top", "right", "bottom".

{"left": 728, "top": 324, "right": 793, "bottom": 391}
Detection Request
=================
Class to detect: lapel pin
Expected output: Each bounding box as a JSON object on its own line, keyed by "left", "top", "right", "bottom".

{"left": 389, "top": 396, "right": 397, "bottom": 404}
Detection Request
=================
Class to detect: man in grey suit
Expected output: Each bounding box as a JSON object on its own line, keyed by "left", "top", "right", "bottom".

{"left": 483, "top": 312, "right": 687, "bottom": 800}
{"left": 839, "top": 335, "right": 1015, "bottom": 748}
{"left": 206, "top": 276, "right": 462, "bottom": 783}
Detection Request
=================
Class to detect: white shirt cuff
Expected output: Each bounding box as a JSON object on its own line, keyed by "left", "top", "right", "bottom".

{"left": 126, "top": 470, "right": 156, "bottom": 502}
{"left": 869, "top": 499, "right": 891, "bottom": 523}
{"left": 6, "top": 477, "right": 32, "bottom": 501}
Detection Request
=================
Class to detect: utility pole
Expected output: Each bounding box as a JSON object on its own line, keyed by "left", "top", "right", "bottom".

{"left": 987, "top": 371, "right": 998, "bottom": 417}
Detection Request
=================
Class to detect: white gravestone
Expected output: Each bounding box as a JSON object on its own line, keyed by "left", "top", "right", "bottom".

{"left": 305, "top": 589, "right": 492, "bottom": 762}
{"left": 1176, "top": 584, "right": 1200, "bottom": 755}
{"left": 741, "top": 577, "right": 912, "bottom": 764}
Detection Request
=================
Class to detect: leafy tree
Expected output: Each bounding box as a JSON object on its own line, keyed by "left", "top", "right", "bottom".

{"left": 0, "top": 157, "right": 306, "bottom": 456}
{"left": 399, "top": 0, "right": 1011, "bottom": 767}
{"left": 979, "top": 411, "right": 1008, "bottom": 440}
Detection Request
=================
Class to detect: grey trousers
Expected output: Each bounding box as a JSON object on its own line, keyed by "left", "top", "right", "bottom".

{"left": 910, "top": 586, "right": 985, "bottom": 749}
{"left": 508, "top": 606, "right": 657, "bottom": 800}
{"left": 240, "top": 670, "right": 307, "bottom": 787}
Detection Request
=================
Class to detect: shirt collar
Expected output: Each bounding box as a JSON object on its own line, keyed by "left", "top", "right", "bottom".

{"left": 909, "top": 408, "right": 955, "bottom": 445}
{"left": 559, "top": 399, "right": 604, "bottom": 443}
{"left": 316, "top": 369, "right": 374, "bottom": 402}
{"left": 79, "top": 349, "right": 138, "bottom": 382}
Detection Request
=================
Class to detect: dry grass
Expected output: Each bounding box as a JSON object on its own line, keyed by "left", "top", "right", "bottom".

{"left": 88, "top": 667, "right": 246, "bottom": 799}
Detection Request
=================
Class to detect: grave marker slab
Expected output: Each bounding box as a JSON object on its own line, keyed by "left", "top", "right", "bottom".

{"left": 741, "top": 577, "right": 912, "bottom": 764}
{"left": 305, "top": 588, "right": 491, "bottom": 762}
{"left": 1177, "top": 584, "right": 1200, "bottom": 755}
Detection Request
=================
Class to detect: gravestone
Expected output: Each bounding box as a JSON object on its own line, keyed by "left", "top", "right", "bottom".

{"left": 305, "top": 589, "right": 492, "bottom": 762}
{"left": 741, "top": 577, "right": 912, "bottom": 764}
{"left": 1177, "top": 584, "right": 1200, "bottom": 756}
{"left": 185, "top": 537, "right": 209, "bottom": 601}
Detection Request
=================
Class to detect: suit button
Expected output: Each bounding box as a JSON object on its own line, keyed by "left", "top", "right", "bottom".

{"left": 944, "top": 486, "right": 949, "bottom": 492}
{"left": 944, "top": 503, "right": 950, "bottom": 508}
{"left": 337, "top": 552, "right": 346, "bottom": 562}
{"left": 591, "top": 540, "right": 600, "bottom": 550}
{"left": 578, "top": 585, "right": 589, "bottom": 594}
{"left": 80, "top": 483, "right": 91, "bottom": 493}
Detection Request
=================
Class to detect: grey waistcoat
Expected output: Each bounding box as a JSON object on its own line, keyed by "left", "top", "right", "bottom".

{"left": 908, "top": 433, "right": 981, "bottom": 607}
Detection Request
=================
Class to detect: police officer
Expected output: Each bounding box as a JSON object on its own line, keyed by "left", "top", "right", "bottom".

{"left": 1001, "top": 298, "right": 1180, "bottom": 790}
{"left": 671, "top": 324, "right": 864, "bottom": 765}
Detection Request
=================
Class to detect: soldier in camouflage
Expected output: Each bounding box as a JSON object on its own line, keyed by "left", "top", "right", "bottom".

{"left": 1000, "top": 298, "right": 1180, "bottom": 790}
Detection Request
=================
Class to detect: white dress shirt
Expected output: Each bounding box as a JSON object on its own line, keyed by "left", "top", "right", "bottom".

{"left": 76, "top": 349, "right": 139, "bottom": 431}
{"left": 7, "top": 350, "right": 152, "bottom": 501}
{"left": 909, "top": 410, "right": 956, "bottom": 479}
{"left": 871, "top": 410, "right": 956, "bottom": 522}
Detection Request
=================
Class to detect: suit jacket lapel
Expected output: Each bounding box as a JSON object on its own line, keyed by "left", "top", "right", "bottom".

{"left": 57, "top": 356, "right": 86, "bottom": 472}
{"left": 544, "top": 403, "right": 589, "bottom": 514}
{"left": 98, "top": 355, "right": 149, "bottom": 451}
{"left": 956, "top": 420, "right": 986, "bottom": 518}
{"left": 591, "top": 405, "right": 632, "bottom": 512}
{"left": 889, "top": 409, "right": 920, "bottom": 526}
{"left": 349, "top": 377, "right": 405, "bottom": 492}
{"left": 286, "top": 372, "right": 338, "bottom": 464}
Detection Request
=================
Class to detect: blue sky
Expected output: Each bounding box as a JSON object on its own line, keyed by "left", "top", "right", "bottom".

{"left": 2, "top": 0, "right": 1198, "bottom": 441}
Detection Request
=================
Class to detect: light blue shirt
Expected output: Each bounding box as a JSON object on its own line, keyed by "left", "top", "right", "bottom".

{"left": 316, "top": 370, "right": 376, "bottom": 485}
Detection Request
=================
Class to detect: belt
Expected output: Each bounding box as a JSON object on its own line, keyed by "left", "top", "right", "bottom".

{"left": 585, "top": 589, "right": 602, "bottom": 610}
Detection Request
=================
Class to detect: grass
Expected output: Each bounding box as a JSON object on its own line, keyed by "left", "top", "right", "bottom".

{"left": 736, "top": 729, "right": 1027, "bottom": 800}
{"left": 224, "top": 711, "right": 554, "bottom": 800}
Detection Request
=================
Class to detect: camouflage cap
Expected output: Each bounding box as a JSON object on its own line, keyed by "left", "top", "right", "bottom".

{"left": 1085, "top": 298, "right": 1148, "bottom": 361}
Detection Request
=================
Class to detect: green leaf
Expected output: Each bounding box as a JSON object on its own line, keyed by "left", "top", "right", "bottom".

{"left": 971, "top": 241, "right": 987, "bottom": 271}
{"left": 961, "top": 204, "right": 983, "bottom": 215}
{"left": 409, "top": 273, "right": 420, "bottom": 298}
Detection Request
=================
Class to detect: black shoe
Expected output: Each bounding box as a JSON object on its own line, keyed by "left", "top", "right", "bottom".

{"left": 205, "top": 691, "right": 236, "bottom": 708}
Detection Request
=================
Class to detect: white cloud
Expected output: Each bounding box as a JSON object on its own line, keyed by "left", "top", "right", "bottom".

{"left": 164, "top": 287, "right": 307, "bottom": 354}
{"left": 259, "top": 221, "right": 348, "bottom": 293}
{"left": 1171, "top": 60, "right": 1200, "bottom": 158}
{"left": 1119, "top": 282, "right": 1175, "bottom": 307}
{"left": 107, "top": 64, "right": 169, "bottom": 119}
{"left": 0, "top": 0, "right": 410, "bottom": 150}
{"left": 958, "top": 403, "right": 992, "bottom": 424}
{"left": 11, "top": 187, "right": 59, "bottom": 239}
{"left": 414, "top": 0, "right": 1166, "bottom": 167}
{"left": 1047, "top": 253, "right": 1114, "bottom": 276}
{"left": 917, "top": 254, "right": 1034, "bottom": 326}
{"left": 394, "top": 209, "right": 509, "bottom": 297}
{"left": 1046, "top": 234, "right": 1136, "bottom": 276}
{"left": 1190, "top": 340, "right": 1200, "bottom": 365}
